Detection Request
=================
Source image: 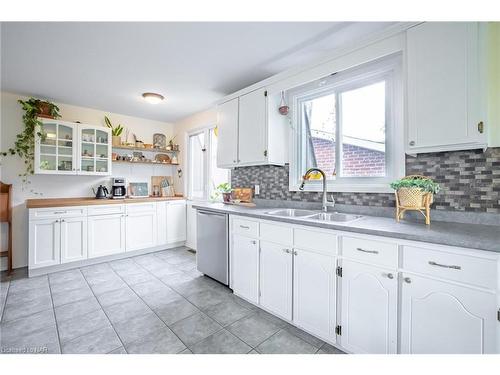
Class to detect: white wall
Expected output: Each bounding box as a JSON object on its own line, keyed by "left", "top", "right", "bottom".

{"left": 0, "top": 91, "right": 174, "bottom": 269}
{"left": 173, "top": 108, "right": 217, "bottom": 250}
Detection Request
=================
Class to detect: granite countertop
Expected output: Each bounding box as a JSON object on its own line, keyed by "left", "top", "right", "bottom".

{"left": 26, "top": 196, "right": 185, "bottom": 208}
{"left": 193, "top": 202, "right": 500, "bottom": 254}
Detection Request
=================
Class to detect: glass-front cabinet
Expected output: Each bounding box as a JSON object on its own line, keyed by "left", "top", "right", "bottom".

{"left": 35, "top": 119, "right": 111, "bottom": 176}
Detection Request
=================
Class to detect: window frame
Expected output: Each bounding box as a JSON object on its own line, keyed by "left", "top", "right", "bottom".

{"left": 289, "top": 54, "right": 404, "bottom": 193}
{"left": 186, "top": 125, "right": 230, "bottom": 201}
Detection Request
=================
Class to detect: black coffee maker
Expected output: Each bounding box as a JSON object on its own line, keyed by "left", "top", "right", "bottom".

{"left": 112, "top": 177, "right": 127, "bottom": 199}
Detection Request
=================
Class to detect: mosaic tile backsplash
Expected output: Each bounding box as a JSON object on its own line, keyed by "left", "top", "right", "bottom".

{"left": 231, "top": 147, "right": 500, "bottom": 214}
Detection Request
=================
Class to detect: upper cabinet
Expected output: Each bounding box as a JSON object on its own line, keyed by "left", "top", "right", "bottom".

{"left": 216, "top": 88, "right": 287, "bottom": 168}
{"left": 35, "top": 119, "right": 112, "bottom": 175}
{"left": 406, "top": 22, "right": 487, "bottom": 154}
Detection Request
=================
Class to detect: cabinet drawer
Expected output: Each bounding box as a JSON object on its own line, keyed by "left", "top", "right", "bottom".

{"left": 232, "top": 217, "right": 259, "bottom": 237}
{"left": 402, "top": 246, "right": 497, "bottom": 289}
{"left": 29, "top": 206, "right": 87, "bottom": 220}
{"left": 88, "top": 204, "right": 125, "bottom": 216}
{"left": 126, "top": 202, "right": 156, "bottom": 213}
{"left": 294, "top": 227, "right": 337, "bottom": 255}
{"left": 342, "top": 236, "right": 398, "bottom": 268}
{"left": 260, "top": 222, "right": 293, "bottom": 246}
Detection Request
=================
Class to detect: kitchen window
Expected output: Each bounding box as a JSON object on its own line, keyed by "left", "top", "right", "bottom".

{"left": 187, "top": 126, "right": 229, "bottom": 201}
{"left": 288, "top": 54, "right": 404, "bottom": 193}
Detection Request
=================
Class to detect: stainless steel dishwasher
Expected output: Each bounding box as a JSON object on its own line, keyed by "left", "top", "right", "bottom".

{"left": 196, "top": 209, "right": 229, "bottom": 285}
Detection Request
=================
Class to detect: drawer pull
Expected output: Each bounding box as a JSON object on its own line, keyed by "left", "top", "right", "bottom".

{"left": 53, "top": 211, "right": 67, "bottom": 214}
{"left": 282, "top": 249, "right": 290, "bottom": 254}
{"left": 386, "top": 273, "right": 394, "bottom": 279}
{"left": 250, "top": 240, "right": 257, "bottom": 245}
{"left": 239, "top": 225, "right": 250, "bottom": 229}
{"left": 356, "top": 247, "right": 379, "bottom": 254}
{"left": 404, "top": 277, "right": 412, "bottom": 284}
{"left": 428, "top": 261, "right": 461, "bottom": 270}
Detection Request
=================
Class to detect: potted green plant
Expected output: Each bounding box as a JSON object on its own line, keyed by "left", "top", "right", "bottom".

{"left": 1, "top": 98, "right": 61, "bottom": 185}
{"left": 213, "top": 182, "right": 232, "bottom": 203}
{"left": 104, "top": 116, "right": 124, "bottom": 146}
{"left": 390, "top": 175, "right": 440, "bottom": 225}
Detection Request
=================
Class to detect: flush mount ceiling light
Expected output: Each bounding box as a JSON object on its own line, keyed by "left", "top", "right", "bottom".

{"left": 142, "top": 92, "right": 164, "bottom": 104}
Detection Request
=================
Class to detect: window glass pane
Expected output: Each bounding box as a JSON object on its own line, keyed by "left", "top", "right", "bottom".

{"left": 302, "top": 92, "right": 337, "bottom": 179}
{"left": 340, "top": 81, "right": 386, "bottom": 177}
{"left": 189, "top": 132, "right": 205, "bottom": 199}
{"left": 208, "top": 128, "right": 230, "bottom": 200}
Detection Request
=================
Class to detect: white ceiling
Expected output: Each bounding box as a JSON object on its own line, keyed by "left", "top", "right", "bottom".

{"left": 1, "top": 22, "right": 398, "bottom": 122}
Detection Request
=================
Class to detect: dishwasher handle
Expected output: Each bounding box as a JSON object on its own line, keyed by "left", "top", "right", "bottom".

{"left": 197, "top": 210, "right": 227, "bottom": 218}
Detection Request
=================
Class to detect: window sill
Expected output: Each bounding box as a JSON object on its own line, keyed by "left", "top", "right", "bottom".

{"left": 289, "top": 182, "right": 393, "bottom": 194}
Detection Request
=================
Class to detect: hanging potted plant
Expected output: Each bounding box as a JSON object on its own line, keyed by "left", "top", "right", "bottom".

{"left": 1, "top": 98, "right": 61, "bottom": 186}
{"left": 390, "top": 175, "right": 440, "bottom": 225}
{"left": 104, "top": 116, "right": 124, "bottom": 146}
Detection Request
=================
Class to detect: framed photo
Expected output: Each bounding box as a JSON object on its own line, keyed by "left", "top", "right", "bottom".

{"left": 129, "top": 182, "right": 149, "bottom": 198}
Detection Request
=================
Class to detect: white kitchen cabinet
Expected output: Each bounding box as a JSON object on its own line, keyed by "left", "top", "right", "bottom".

{"left": 407, "top": 22, "right": 487, "bottom": 153}
{"left": 157, "top": 201, "right": 168, "bottom": 246}
{"left": 166, "top": 200, "right": 187, "bottom": 243}
{"left": 29, "top": 219, "right": 61, "bottom": 269}
{"left": 231, "top": 234, "right": 260, "bottom": 304}
{"left": 216, "top": 89, "right": 287, "bottom": 168}
{"left": 34, "top": 119, "right": 112, "bottom": 175}
{"left": 238, "top": 88, "right": 267, "bottom": 165}
{"left": 126, "top": 210, "right": 157, "bottom": 252}
{"left": 259, "top": 240, "right": 293, "bottom": 321}
{"left": 217, "top": 98, "right": 239, "bottom": 167}
{"left": 400, "top": 273, "right": 497, "bottom": 354}
{"left": 60, "top": 216, "right": 87, "bottom": 263}
{"left": 340, "top": 260, "right": 398, "bottom": 354}
{"left": 293, "top": 248, "right": 337, "bottom": 343}
{"left": 88, "top": 213, "right": 126, "bottom": 258}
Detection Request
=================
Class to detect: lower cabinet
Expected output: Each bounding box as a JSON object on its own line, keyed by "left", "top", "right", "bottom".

{"left": 157, "top": 201, "right": 168, "bottom": 246}
{"left": 88, "top": 213, "right": 126, "bottom": 258}
{"left": 166, "top": 200, "right": 187, "bottom": 243}
{"left": 400, "top": 273, "right": 497, "bottom": 354}
{"left": 340, "top": 260, "right": 398, "bottom": 354}
{"left": 293, "top": 249, "right": 337, "bottom": 344}
{"left": 29, "top": 219, "right": 61, "bottom": 269}
{"left": 125, "top": 210, "right": 157, "bottom": 252}
{"left": 259, "top": 240, "right": 293, "bottom": 321}
{"left": 231, "top": 234, "right": 260, "bottom": 304}
{"left": 60, "top": 217, "right": 88, "bottom": 263}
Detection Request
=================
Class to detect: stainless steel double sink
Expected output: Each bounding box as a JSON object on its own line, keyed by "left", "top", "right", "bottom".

{"left": 264, "top": 208, "right": 363, "bottom": 223}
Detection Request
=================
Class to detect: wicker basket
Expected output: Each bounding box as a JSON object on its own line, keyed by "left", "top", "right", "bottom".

{"left": 395, "top": 175, "right": 434, "bottom": 225}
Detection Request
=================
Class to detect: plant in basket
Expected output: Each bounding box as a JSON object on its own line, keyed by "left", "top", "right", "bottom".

{"left": 390, "top": 175, "right": 440, "bottom": 225}
{"left": 211, "top": 182, "right": 232, "bottom": 203}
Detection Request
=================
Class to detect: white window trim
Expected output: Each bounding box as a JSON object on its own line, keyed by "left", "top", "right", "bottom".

{"left": 289, "top": 54, "right": 405, "bottom": 193}
{"left": 186, "top": 125, "right": 230, "bottom": 201}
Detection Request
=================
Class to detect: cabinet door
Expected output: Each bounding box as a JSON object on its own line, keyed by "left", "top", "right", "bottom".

{"left": 35, "top": 121, "right": 78, "bottom": 175}
{"left": 407, "top": 22, "right": 485, "bottom": 152}
{"left": 260, "top": 241, "right": 293, "bottom": 320}
{"left": 29, "top": 219, "right": 61, "bottom": 269}
{"left": 400, "top": 274, "right": 497, "bottom": 354}
{"left": 238, "top": 88, "right": 267, "bottom": 165}
{"left": 88, "top": 214, "right": 126, "bottom": 258}
{"left": 231, "top": 234, "right": 259, "bottom": 304}
{"left": 340, "top": 260, "right": 398, "bottom": 354}
{"left": 78, "top": 125, "right": 111, "bottom": 175}
{"left": 60, "top": 216, "right": 87, "bottom": 263}
{"left": 157, "top": 201, "right": 168, "bottom": 246}
{"left": 126, "top": 210, "right": 157, "bottom": 251}
{"left": 216, "top": 98, "right": 239, "bottom": 167}
{"left": 166, "top": 201, "right": 186, "bottom": 243}
{"left": 293, "top": 249, "right": 337, "bottom": 343}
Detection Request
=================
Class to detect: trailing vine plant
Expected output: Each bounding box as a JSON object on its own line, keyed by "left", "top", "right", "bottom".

{"left": 1, "top": 98, "right": 61, "bottom": 189}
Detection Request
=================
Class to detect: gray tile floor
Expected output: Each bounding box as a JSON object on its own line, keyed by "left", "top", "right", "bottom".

{"left": 0, "top": 247, "right": 345, "bottom": 354}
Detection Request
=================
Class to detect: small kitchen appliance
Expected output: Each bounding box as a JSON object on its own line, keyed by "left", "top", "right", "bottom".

{"left": 93, "top": 185, "right": 109, "bottom": 199}
{"left": 111, "top": 177, "right": 127, "bottom": 199}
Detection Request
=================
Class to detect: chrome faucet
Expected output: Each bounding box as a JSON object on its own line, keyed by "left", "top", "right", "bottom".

{"left": 299, "top": 168, "right": 335, "bottom": 212}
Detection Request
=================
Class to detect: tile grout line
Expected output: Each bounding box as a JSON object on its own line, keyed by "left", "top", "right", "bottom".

{"left": 79, "top": 267, "right": 128, "bottom": 354}
{"left": 45, "top": 275, "right": 63, "bottom": 354}
{"left": 0, "top": 279, "right": 12, "bottom": 322}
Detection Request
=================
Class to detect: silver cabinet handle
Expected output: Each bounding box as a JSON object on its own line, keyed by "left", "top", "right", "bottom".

{"left": 250, "top": 240, "right": 257, "bottom": 245}
{"left": 53, "top": 211, "right": 67, "bottom": 214}
{"left": 293, "top": 250, "right": 298, "bottom": 256}
{"left": 239, "top": 225, "right": 250, "bottom": 229}
{"left": 409, "top": 140, "right": 415, "bottom": 146}
{"left": 282, "top": 249, "right": 290, "bottom": 254}
{"left": 55, "top": 219, "right": 60, "bottom": 223}
{"left": 404, "top": 277, "right": 412, "bottom": 284}
{"left": 386, "top": 273, "right": 394, "bottom": 279}
{"left": 428, "top": 261, "right": 461, "bottom": 270}
{"left": 356, "top": 247, "right": 379, "bottom": 254}
{"left": 61, "top": 219, "right": 65, "bottom": 222}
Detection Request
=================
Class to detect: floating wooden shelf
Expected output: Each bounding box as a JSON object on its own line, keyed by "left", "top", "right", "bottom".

{"left": 112, "top": 160, "right": 179, "bottom": 166}
{"left": 112, "top": 145, "right": 179, "bottom": 153}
